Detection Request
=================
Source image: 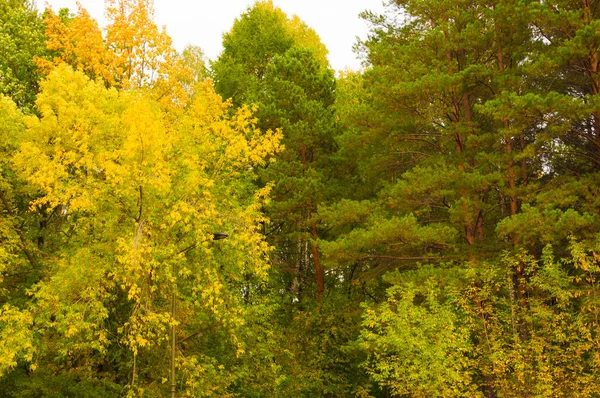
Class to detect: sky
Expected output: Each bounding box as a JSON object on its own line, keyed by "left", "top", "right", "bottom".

{"left": 34, "top": 0, "right": 387, "bottom": 71}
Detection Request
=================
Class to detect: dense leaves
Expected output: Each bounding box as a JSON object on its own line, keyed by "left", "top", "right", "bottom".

{"left": 0, "top": 0, "right": 48, "bottom": 111}
{"left": 2, "top": 0, "right": 600, "bottom": 396}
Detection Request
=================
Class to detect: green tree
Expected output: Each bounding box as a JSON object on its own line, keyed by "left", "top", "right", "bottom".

{"left": 0, "top": 0, "right": 49, "bottom": 111}
{"left": 212, "top": 3, "right": 373, "bottom": 395}
{"left": 326, "top": 0, "right": 600, "bottom": 395}
{"left": 211, "top": 0, "right": 328, "bottom": 108}
{"left": 257, "top": 47, "right": 337, "bottom": 302}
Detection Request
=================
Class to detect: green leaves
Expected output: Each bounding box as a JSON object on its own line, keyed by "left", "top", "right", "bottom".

{"left": 321, "top": 214, "right": 456, "bottom": 269}
{"left": 360, "top": 266, "right": 479, "bottom": 397}
{"left": 0, "top": 0, "right": 48, "bottom": 111}
{"left": 212, "top": 1, "right": 329, "bottom": 107}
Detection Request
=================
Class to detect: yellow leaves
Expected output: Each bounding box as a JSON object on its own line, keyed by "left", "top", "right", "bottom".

{"left": 0, "top": 95, "right": 25, "bottom": 151}
{"left": 127, "top": 283, "right": 141, "bottom": 301}
{"left": 13, "top": 66, "right": 175, "bottom": 212}
{"left": 13, "top": 65, "right": 115, "bottom": 211}
{"left": 0, "top": 305, "right": 35, "bottom": 377}
{"left": 247, "top": 126, "right": 284, "bottom": 166}
{"left": 233, "top": 335, "right": 246, "bottom": 358}
{"left": 40, "top": 0, "right": 187, "bottom": 103}
{"left": 38, "top": 5, "right": 115, "bottom": 83}
{"left": 119, "top": 93, "right": 173, "bottom": 195}
{"left": 14, "top": 62, "right": 280, "bottom": 384}
{"left": 188, "top": 80, "right": 228, "bottom": 124}
{"left": 121, "top": 311, "right": 171, "bottom": 355}
{"left": 200, "top": 268, "right": 226, "bottom": 313}
{"left": 151, "top": 46, "right": 208, "bottom": 114}
{"left": 175, "top": 82, "right": 282, "bottom": 183}
{"left": 66, "top": 325, "right": 79, "bottom": 338}
{"left": 105, "top": 0, "right": 175, "bottom": 89}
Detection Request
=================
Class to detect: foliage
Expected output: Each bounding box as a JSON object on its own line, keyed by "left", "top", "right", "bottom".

{"left": 3, "top": 0, "right": 600, "bottom": 395}
{"left": 38, "top": 5, "right": 114, "bottom": 83}
{"left": 0, "top": 0, "right": 48, "bottom": 111}
{"left": 2, "top": 62, "right": 281, "bottom": 394}
{"left": 211, "top": 0, "right": 328, "bottom": 107}
{"left": 360, "top": 266, "right": 479, "bottom": 397}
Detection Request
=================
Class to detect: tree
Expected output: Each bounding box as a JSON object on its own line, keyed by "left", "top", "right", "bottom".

{"left": 3, "top": 64, "right": 281, "bottom": 396}
{"left": 211, "top": 0, "right": 328, "bottom": 108}
{"left": 0, "top": 0, "right": 49, "bottom": 111}
{"left": 40, "top": 0, "right": 176, "bottom": 91}
{"left": 212, "top": 4, "right": 370, "bottom": 395}
{"left": 257, "top": 47, "right": 337, "bottom": 302}
{"left": 38, "top": 4, "right": 114, "bottom": 83}
{"left": 105, "top": 0, "right": 175, "bottom": 89}
{"left": 213, "top": 1, "right": 337, "bottom": 303}
{"left": 0, "top": 95, "right": 37, "bottom": 379}
{"left": 329, "top": 0, "right": 600, "bottom": 395}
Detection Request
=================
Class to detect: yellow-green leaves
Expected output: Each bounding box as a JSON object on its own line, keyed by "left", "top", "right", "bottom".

{"left": 359, "top": 267, "right": 479, "bottom": 397}
{"left": 0, "top": 0, "right": 48, "bottom": 111}
{"left": 9, "top": 64, "right": 281, "bottom": 392}
{"left": 0, "top": 305, "right": 35, "bottom": 376}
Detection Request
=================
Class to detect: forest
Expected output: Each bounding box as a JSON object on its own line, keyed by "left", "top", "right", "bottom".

{"left": 1, "top": 0, "right": 600, "bottom": 396}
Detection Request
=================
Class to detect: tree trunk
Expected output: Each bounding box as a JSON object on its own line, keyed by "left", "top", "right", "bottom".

{"left": 311, "top": 220, "right": 324, "bottom": 302}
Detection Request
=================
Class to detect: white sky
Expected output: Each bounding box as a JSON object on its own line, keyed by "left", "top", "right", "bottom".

{"left": 34, "top": 0, "right": 386, "bottom": 71}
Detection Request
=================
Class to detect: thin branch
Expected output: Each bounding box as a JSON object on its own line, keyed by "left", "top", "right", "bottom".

{"left": 357, "top": 255, "right": 442, "bottom": 261}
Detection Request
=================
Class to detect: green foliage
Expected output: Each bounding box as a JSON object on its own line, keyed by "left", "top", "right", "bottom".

{"left": 4, "top": 0, "right": 600, "bottom": 396}
{"left": 359, "top": 246, "right": 600, "bottom": 397}
{"left": 0, "top": 0, "right": 49, "bottom": 111}
{"left": 360, "top": 266, "right": 480, "bottom": 397}
{"left": 324, "top": 0, "right": 600, "bottom": 395}
{"left": 211, "top": 0, "right": 328, "bottom": 107}
{"left": 258, "top": 46, "right": 337, "bottom": 229}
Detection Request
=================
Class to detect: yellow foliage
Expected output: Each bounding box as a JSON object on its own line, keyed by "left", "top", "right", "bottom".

{"left": 40, "top": 0, "right": 193, "bottom": 107}
{"left": 0, "top": 306, "right": 35, "bottom": 376}
{"left": 38, "top": 5, "right": 115, "bottom": 83}
{"left": 12, "top": 65, "right": 282, "bottom": 379}
{"left": 105, "top": 0, "right": 175, "bottom": 89}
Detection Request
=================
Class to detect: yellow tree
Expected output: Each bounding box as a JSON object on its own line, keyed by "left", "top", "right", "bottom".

{"left": 0, "top": 96, "right": 36, "bottom": 378}
{"left": 11, "top": 64, "right": 281, "bottom": 395}
{"left": 39, "top": 0, "right": 174, "bottom": 91}
{"left": 37, "top": 4, "right": 115, "bottom": 83}
{"left": 40, "top": 1, "right": 205, "bottom": 118}
{"left": 105, "top": 0, "right": 174, "bottom": 89}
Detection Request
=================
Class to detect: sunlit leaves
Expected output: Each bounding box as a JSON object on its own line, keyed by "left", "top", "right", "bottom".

{"left": 105, "top": 0, "right": 175, "bottom": 89}
{"left": 212, "top": 0, "right": 330, "bottom": 107}
{"left": 8, "top": 64, "right": 281, "bottom": 393}
{"left": 0, "top": 305, "right": 35, "bottom": 376}
{"left": 39, "top": 5, "right": 114, "bottom": 83}
{"left": 359, "top": 266, "right": 479, "bottom": 397}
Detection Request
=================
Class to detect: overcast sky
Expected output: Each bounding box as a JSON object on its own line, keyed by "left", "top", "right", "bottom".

{"left": 34, "top": 0, "right": 387, "bottom": 71}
